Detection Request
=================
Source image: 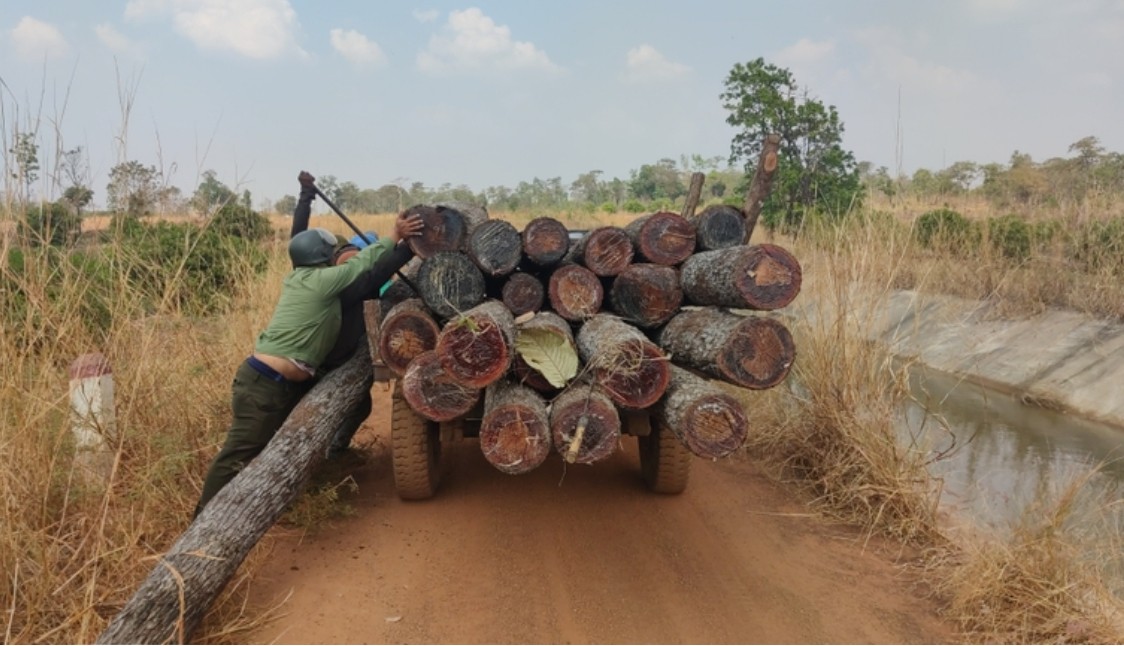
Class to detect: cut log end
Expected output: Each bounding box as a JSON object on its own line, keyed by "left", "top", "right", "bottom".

{"left": 592, "top": 339, "right": 670, "bottom": 410}
{"left": 573, "top": 227, "right": 634, "bottom": 277}
{"left": 416, "top": 252, "right": 486, "bottom": 320}
{"left": 630, "top": 211, "right": 697, "bottom": 265}
{"left": 435, "top": 301, "right": 514, "bottom": 389}
{"left": 693, "top": 205, "right": 748, "bottom": 250}
{"left": 549, "top": 385, "right": 621, "bottom": 465}
{"left": 522, "top": 217, "right": 570, "bottom": 267}
{"left": 480, "top": 403, "right": 551, "bottom": 475}
{"left": 401, "top": 350, "right": 481, "bottom": 422}
{"left": 672, "top": 392, "right": 748, "bottom": 459}
{"left": 548, "top": 264, "right": 603, "bottom": 321}
{"left": 378, "top": 299, "right": 440, "bottom": 377}
{"left": 468, "top": 219, "right": 523, "bottom": 276}
{"left": 406, "top": 205, "right": 469, "bottom": 258}
{"left": 609, "top": 264, "right": 683, "bottom": 329}
{"left": 501, "top": 272, "right": 545, "bottom": 316}
{"left": 733, "top": 244, "right": 803, "bottom": 310}
{"left": 719, "top": 317, "right": 796, "bottom": 389}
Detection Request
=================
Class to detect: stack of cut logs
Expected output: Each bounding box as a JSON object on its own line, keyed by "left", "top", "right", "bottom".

{"left": 375, "top": 144, "right": 800, "bottom": 474}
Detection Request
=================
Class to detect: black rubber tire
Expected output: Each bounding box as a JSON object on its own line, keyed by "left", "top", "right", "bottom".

{"left": 391, "top": 384, "right": 441, "bottom": 500}
{"left": 639, "top": 418, "right": 691, "bottom": 494}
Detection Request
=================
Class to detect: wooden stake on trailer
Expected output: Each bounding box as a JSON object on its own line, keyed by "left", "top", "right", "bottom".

{"left": 681, "top": 171, "right": 706, "bottom": 219}
{"left": 744, "top": 133, "right": 781, "bottom": 241}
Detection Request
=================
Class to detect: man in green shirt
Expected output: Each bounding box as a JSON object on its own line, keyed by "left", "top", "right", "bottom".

{"left": 194, "top": 211, "right": 423, "bottom": 516}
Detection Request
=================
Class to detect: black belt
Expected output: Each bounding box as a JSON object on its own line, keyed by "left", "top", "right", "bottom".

{"left": 246, "top": 355, "right": 289, "bottom": 384}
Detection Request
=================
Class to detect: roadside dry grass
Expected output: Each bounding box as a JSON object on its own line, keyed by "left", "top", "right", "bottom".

{"left": 745, "top": 211, "right": 1124, "bottom": 643}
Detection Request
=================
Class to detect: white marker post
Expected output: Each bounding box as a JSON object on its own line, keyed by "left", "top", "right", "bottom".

{"left": 69, "top": 352, "right": 115, "bottom": 485}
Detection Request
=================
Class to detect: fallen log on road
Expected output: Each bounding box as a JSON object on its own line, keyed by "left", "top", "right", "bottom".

{"left": 96, "top": 345, "right": 374, "bottom": 645}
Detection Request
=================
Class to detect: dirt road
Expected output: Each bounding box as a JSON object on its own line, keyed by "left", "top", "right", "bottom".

{"left": 247, "top": 390, "right": 953, "bottom": 644}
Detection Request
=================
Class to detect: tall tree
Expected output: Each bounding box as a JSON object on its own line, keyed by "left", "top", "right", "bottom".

{"left": 107, "top": 161, "right": 165, "bottom": 217}
{"left": 191, "top": 170, "right": 236, "bottom": 214}
{"left": 721, "top": 58, "right": 861, "bottom": 231}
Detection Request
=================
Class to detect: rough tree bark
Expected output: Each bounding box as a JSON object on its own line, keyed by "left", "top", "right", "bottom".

{"left": 548, "top": 382, "right": 621, "bottom": 464}
{"left": 511, "top": 311, "right": 576, "bottom": 394}
{"left": 522, "top": 216, "right": 570, "bottom": 268}
{"left": 401, "top": 350, "right": 481, "bottom": 422}
{"left": 608, "top": 263, "right": 683, "bottom": 329}
{"left": 377, "top": 298, "right": 441, "bottom": 377}
{"left": 622, "top": 211, "right": 696, "bottom": 266}
{"left": 95, "top": 346, "right": 374, "bottom": 645}
{"left": 467, "top": 219, "right": 523, "bottom": 277}
{"left": 656, "top": 308, "right": 795, "bottom": 389}
{"left": 576, "top": 314, "right": 670, "bottom": 410}
{"left": 690, "top": 204, "right": 748, "bottom": 250}
{"left": 743, "top": 134, "right": 781, "bottom": 240}
{"left": 565, "top": 226, "right": 634, "bottom": 277}
{"left": 405, "top": 204, "right": 469, "bottom": 258}
{"left": 681, "top": 172, "right": 706, "bottom": 219}
{"left": 656, "top": 365, "right": 749, "bottom": 459}
{"left": 434, "top": 300, "right": 515, "bottom": 388}
{"left": 501, "top": 272, "right": 545, "bottom": 316}
{"left": 680, "top": 244, "right": 802, "bottom": 311}
{"left": 547, "top": 264, "right": 603, "bottom": 321}
{"left": 479, "top": 379, "right": 552, "bottom": 475}
{"left": 415, "top": 251, "right": 486, "bottom": 320}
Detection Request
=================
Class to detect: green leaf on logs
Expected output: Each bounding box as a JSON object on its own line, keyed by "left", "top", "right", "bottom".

{"left": 515, "top": 327, "right": 579, "bottom": 388}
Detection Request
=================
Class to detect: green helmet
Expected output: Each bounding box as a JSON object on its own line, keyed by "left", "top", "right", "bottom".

{"left": 289, "top": 228, "right": 338, "bottom": 267}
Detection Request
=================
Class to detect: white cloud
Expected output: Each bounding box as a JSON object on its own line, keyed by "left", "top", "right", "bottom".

{"left": 775, "top": 38, "right": 835, "bottom": 66}
{"left": 413, "top": 9, "right": 440, "bottom": 23}
{"left": 124, "top": 0, "right": 304, "bottom": 60}
{"left": 416, "top": 8, "right": 559, "bottom": 75}
{"left": 94, "top": 23, "right": 136, "bottom": 54}
{"left": 854, "top": 27, "right": 981, "bottom": 95}
{"left": 9, "top": 16, "right": 68, "bottom": 61}
{"left": 623, "top": 44, "right": 690, "bottom": 82}
{"left": 330, "top": 28, "right": 386, "bottom": 67}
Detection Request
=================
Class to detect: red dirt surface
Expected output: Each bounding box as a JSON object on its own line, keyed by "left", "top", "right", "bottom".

{"left": 246, "top": 388, "right": 953, "bottom": 644}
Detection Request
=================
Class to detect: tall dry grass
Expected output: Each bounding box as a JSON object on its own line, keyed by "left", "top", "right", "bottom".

{"left": 744, "top": 210, "right": 1124, "bottom": 642}
{"left": 0, "top": 218, "right": 292, "bottom": 643}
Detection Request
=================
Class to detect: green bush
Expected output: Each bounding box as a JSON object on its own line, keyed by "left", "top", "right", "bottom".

{"left": 622, "top": 200, "right": 646, "bottom": 213}
{"left": 915, "top": 208, "right": 975, "bottom": 250}
{"left": 599, "top": 202, "right": 616, "bottom": 213}
{"left": 1069, "top": 217, "right": 1124, "bottom": 274}
{"left": 987, "top": 214, "right": 1032, "bottom": 261}
{"left": 209, "top": 203, "right": 271, "bottom": 241}
{"left": 18, "top": 201, "right": 82, "bottom": 247}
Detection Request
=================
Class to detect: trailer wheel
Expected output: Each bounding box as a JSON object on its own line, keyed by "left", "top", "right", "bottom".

{"left": 639, "top": 418, "right": 691, "bottom": 494}
{"left": 391, "top": 384, "right": 441, "bottom": 500}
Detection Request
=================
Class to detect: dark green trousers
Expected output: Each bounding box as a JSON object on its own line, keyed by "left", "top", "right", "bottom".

{"left": 195, "top": 361, "right": 312, "bottom": 516}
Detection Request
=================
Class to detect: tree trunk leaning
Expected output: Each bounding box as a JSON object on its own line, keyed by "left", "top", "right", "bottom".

{"left": 479, "top": 380, "right": 552, "bottom": 475}
{"left": 405, "top": 204, "right": 469, "bottom": 258}
{"left": 656, "top": 365, "right": 749, "bottom": 459}
{"left": 522, "top": 216, "right": 571, "bottom": 268}
{"left": 435, "top": 300, "right": 516, "bottom": 389}
{"left": 401, "top": 350, "right": 481, "bottom": 422}
{"left": 501, "top": 271, "right": 545, "bottom": 316}
{"left": 690, "top": 204, "right": 748, "bottom": 250}
{"left": 377, "top": 298, "right": 441, "bottom": 377}
{"left": 95, "top": 346, "right": 374, "bottom": 645}
{"left": 609, "top": 263, "right": 683, "bottom": 329}
{"left": 566, "top": 226, "right": 634, "bottom": 277}
{"left": 415, "top": 251, "right": 486, "bottom": 321}
{"left": 622, "top": 211, "right": 696, "bottom": 266}
{"left": 548, "top": 383, "right": 621, "bottom": 464}
{"left": 467, "top": 219, "right": 523, "bottom": 277}
{"left": 743, "top": 133, "right": 781, "bottom": 240}
{"left": 576, "top": 314, "right": 670, "bottom": 410}
{"left": 681, "top": 172, "right": 706, "bottom": 219}
{"left": 680, "top": 244, "right": 802, "bottom": 311}
{"left": 548, "top": 264, "right": 603, "bottom": 321}
{"left": 656, "top": 308, "right": 795, "bottom": 389}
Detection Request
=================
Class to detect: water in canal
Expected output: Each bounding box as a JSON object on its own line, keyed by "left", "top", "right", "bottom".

{"left": 901, "top": 367, "right": 1124, "bottom": 590}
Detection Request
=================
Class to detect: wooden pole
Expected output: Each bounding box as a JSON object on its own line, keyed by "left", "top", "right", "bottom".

{"left": 681, "top": 171, "right": 706, "bottom": 219}
{"left": 743, "top": 134, "right": 781, "bottom": 240}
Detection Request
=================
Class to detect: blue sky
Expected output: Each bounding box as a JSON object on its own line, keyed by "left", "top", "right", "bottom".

{"left": 1, "top": 0, "right": 1122, "bottom": 209}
